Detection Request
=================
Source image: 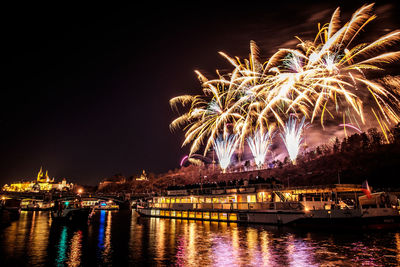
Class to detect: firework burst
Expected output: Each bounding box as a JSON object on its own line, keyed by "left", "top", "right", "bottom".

{"left": 264, "top": 3, "right": 400, "bottom": 132}
{"left": 170, "top": 3, "right": 400, "bottom": 157}
{"left": 247, "top": 129, "right": 275, "bottom": 168}
{"left": 213, "top": 134, "right": 239, "bottom": 172}
{"left": 280, "top": 117, "right": 307, "bottom": 164}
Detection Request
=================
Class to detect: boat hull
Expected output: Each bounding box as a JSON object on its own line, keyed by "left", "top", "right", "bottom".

{"left": 137, "top": 208, "right": 305, "bottom": 225}
{"left": 51, "top": 207, "right": 91, "bottom": 224}
{"left": 137, "top": 207, "right": 400, "bottom": 228}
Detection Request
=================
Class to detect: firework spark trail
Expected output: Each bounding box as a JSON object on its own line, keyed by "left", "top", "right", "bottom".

{"left": 213, "top": 134, "right": 239, "bottom": 172}
{"left": 280, "top": 117, "right": 307, "bottom": 163}
{"left": 180, "top": 155, "right": 189, "bottom": 167}
{"left": 338, "top": 124, "right": 362, "bottom": 133}
{"left": 247, "top": 130, "right": 274, "bottom": 167}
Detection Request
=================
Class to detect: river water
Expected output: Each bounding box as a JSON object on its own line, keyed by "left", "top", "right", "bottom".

{"left": 1, "top": 210, "right": 400, "bottom": 266}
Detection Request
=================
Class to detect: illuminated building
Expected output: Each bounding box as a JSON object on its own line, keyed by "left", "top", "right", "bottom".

{"left": 2, "top": 167, "right": 74, "bottom": 192}
{"left": 135, "top": 170, "right": 148, "bottom": 181}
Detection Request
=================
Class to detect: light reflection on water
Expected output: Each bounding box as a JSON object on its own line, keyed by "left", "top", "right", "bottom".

{"left": 1, "top": 210, "right": 400, "bottom": 266}
{"left": 67, "top": 229, "right": 82, "bottom": 267}
{"left": 55, "top": 226, "right": 68, "bottom": 265}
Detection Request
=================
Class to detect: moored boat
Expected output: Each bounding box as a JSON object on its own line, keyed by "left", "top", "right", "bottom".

{"left": 1, "top": 198, "right": 21, "bottom": 227}
{"left": 95, "top": 200, "right": 119, "bottom": 210}
{"left": 51, "top": 200, "right": 92, "bottom": 223}
{"left": 137, "top": 183, "right": 400, "bottom": 228}
{"left": 1, "top": 198, "right": 21, "bottom": 220}
{"left": 21, "top": 199, "right": 54, "bottom": 211}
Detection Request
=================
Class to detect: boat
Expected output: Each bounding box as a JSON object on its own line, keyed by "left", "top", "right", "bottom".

{"left": 130, "top": 200, "right": 138, "bottom": 209}
{"left": 95, "top": 200, "right": 119, "bottom": 210}
{"left": 1, "top": 198, "right": 21, "bottom": 219}
{"left": 136, "top": 183, "right": 400, "bottom": 229}
{"left": 81, "top": 198, "right": 100, "bottom": 208}
{"left": 0, "top": 198, "right": 21, "bottom": 227}
{"left": 51, "top": 200, "right": 92, "bottom": 223}
{"left": 20, "top": 199, "right": 53, "bottom": 211}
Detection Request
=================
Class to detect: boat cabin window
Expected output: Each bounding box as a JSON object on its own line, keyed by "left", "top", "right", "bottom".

{"left": 228, "top": 196, "right": 236, "bottom": 203}
{"left": 247, "top": 195, "right": 256, "bottom": 203}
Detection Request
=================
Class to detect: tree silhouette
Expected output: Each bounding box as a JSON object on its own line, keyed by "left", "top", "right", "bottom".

{"left": 333, "top": 137, "right": 340, "bottom": 153}
{"left": 392, "top": 123, "right": 400, "bottom": 144}
{"left": 368, "top": 128, "right": 383, "bottom": 148}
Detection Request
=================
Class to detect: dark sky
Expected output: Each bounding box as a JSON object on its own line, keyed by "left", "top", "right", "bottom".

{"left": 1, "top": 1, "right": 399, "bottom": 185}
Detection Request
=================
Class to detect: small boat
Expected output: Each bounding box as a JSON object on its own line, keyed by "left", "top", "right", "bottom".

{"left": 1, "top": 198, "right": 21, "bottom": 219}
{"left": 21, "top": 199, "right": 53, "bottom": 211}
{"left": 51, "top": 200, "right": 92, "bottom": 223}
{"left": 130, "top": 200, "right": 138, "bottom": 209}
{"left": 95, "top": 200, "right": 119, "bottom": 210}
{"left": 81, "top": 198, "right": 100, "bottom": 208}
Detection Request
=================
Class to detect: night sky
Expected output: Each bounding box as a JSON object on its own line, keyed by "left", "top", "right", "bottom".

{"left": 1, "top": 1, "right": 399, "bottom": 185}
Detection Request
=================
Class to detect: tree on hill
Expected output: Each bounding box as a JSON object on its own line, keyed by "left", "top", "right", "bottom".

{"left": 392, "top": 123, "right": 400, "bottom": 144}
{"left": 333, "top": 137, "right": 340, "bottom": 153}
{"left": 368, "top": 128, "right": 383, "bottom": 148}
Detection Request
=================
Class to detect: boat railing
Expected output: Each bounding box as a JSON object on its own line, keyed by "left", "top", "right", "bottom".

{"left": 166, "top": 183, "right": 358, "bottom": 197}
{"left": 167, "top": 183, "right": 284, "bottom": 196}
{"left": 150, "top": 201, "right": 304, "bottom": 211}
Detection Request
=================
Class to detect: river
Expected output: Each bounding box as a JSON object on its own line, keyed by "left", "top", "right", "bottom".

{"left": 1, "top": 210, "right": 400, "bottom": 266}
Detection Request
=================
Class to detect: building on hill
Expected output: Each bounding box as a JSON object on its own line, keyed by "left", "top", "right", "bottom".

{"left": 135, "top": 170, "right": 148, "bottom": 181}
{"left": 2, "top": 167, "right": 74, "bottom": 192}
{"left": 98, "top": 175, "right": 127, "bottom": 190}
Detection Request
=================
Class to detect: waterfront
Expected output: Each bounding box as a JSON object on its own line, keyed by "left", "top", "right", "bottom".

{"left": 0, "top": 210, "right": 399, "bottom": 266}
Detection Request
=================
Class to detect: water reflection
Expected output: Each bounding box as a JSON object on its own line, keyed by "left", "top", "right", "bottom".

{"left": 98, "top": 210, "right": 105, "bottom": 250}
{"left": 155, "top": 217, "right": 165, "bottom": 261}
{"left": 143, "top": 218, "right": 400, "bottom": 266}
{"left": 67, "top": 230, "right": 82, "bottom": 267}
{"left": 97, "top": 210, "right": 113, "bottom": 264}
{"left": 2, "top": 211, "right": 400, "bottom": 266}
{"left": 396, "top": 233, "right": 400, "bottom": 265}
{"left": 129, "top": 210, "right": 143, "bottom": 263}
{"left": 1, "top": 211, "right": 50, "bottom": 265}
{"left": 260, "top": 231, "right": 271, "bottom": 265}
{"left": 55, "top": 226, "right": 68, "bottom": 265}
